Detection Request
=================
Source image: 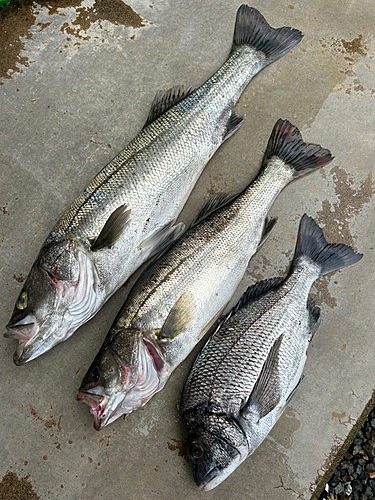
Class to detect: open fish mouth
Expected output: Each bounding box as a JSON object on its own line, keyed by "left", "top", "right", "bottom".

{"left": 5, "top": 315, "right": 40, "bottom": 366}
{"left": 76, "top": 388, "right": 108, "bottom": 430}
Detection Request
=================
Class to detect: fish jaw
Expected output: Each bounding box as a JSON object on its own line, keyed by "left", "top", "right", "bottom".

{"left": 201, "top": 454, "right": 247, "bottom": 491}
{"left": 76, "top": 387, "right": 110, "bottom": 430}
{"left": 7, "top": 246, "right": 100, "bottom": 365}
{"left": 81, "top": 333, "right": 170, "bottom": 430}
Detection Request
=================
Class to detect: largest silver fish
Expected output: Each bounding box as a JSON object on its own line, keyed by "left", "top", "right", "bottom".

{"left": 180, "top": 215, "right": 362, "bottom": 491}
{"left": 5, "top": 6, "right": 303, "bottom": 365}
{"left": 77, "top": 120, "right": 333, "bottom": 430}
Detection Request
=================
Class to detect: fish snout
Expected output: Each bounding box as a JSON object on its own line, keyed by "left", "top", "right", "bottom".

{"left": 76, "top": 388, "right": 108, "bottom": 430}
{"left": 5, "top": 316, "right": 39, "bottom": 366}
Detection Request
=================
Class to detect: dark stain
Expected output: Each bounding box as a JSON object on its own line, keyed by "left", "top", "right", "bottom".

{"left": 167, "top": 438, "right": 188, "bottom": 462}
{"left": 61, "top": 0, "right": 145, "bottom": 39}
{"left": 1, "top": 206, "right": 8, "bottom": 215}
{"left": 316, "top": 165, "right": 374, "bottom": 249}
{"left": 0, "top": 470, "right": 39, "bottom": 500}
{"left": 319, "top": 34, "right": 368, "bottom": 58}
{"left": 29, "top": 406, "right": 63, "bottom": 449}
{"left": 1, "top": 0, "right": 146, "bottom": 84}
{"left": 312, "top": 165, "right": 374, "bottom": 309}
{"left": 12, "top": 273, "right": 25, "bottom": 283}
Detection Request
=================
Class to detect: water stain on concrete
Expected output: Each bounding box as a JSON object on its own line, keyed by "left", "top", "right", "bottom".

{"left": 311, "top": 165, "right": 374, "bottom": 309}
{"left": 0, "top": 0, "right": 146, "bottom": 83}
{"left": 0, "top": 470, "right": 39, "bottom": 500}
{"left": 331, "top": 410, "right": 346, "bottom": 421}
{"left": 317, "top": 166, "right": 374, "bottom": 249}
{"left": 269, "top": 407, "right": 301, "bottom": 450}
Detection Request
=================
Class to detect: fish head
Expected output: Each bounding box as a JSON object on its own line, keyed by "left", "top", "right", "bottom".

{"left": 77, "top": 328, "right": 169, "bottom": 430}
{"left": 5, "top": 240, "right": 98, "bottom": 365}
{"left": 186, "top": 413, "right": 249, "bottom": 491}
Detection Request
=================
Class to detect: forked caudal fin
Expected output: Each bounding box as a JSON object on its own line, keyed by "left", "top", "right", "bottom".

{"left": 232, "top": 5, "right": 303, "bottom": 64}
{"left": 262, "top": 119, "right": 334, "bottom": 179}
{"left": 292, "top": 214, "right": 363, "bottom": 276}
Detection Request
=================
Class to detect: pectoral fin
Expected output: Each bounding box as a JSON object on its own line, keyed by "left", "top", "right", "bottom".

{"left": 245, "top": 334, "right": 284, "bottom": 420}
{"left": 92, "top": 205, "right": 131, "bottom": 251}
{"left": 158, "top": 291, "right": 196, "bottom": 340}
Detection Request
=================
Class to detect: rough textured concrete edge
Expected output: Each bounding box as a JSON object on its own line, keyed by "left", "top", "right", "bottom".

{"left": 311, "top": 389, "right": 375, "bottom": 499}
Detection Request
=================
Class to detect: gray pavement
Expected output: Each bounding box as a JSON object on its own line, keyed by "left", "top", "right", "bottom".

{"left": 1, "top": 1, "right": 374, "bottom": 498}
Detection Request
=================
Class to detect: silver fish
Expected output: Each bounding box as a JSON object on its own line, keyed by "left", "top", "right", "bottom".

{"left": 77, "top": 120, "right": 333, "bottom": 430}
{"left": 5, "top": 6, "right": 303, "bottom": 366}
{"left": 180, "top": 214, "right": 363, "bottom": 491}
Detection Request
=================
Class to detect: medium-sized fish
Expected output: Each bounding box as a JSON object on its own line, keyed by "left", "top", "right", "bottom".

{"left": 5, "top": 5, "right": 303, "bottom": 366}
{"left": 77, "top": 121, "right": 333, "bottom": 430}
{"left": 180, "top": 215, "right": 363, "bottom": 491}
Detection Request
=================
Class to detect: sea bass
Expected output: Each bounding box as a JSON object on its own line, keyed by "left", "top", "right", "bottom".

{"left": 5, "top": 6, "right": 303, "bottom": 366}
{"left": 180, "top": 214, "right": 363, "bottom": 491}
{"left": 77, "top": 120, "right": 333, "bottom": 430}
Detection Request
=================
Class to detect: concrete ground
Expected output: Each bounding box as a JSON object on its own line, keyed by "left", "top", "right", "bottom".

{"left": 1, "top": 1, "right": 374, "bottom": 498}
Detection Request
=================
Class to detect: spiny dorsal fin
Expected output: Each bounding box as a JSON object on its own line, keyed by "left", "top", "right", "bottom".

{"left": 307, "top": 298, "right": 321, "bottom": 340}
{"left": 143, "top": 85, "right": 196, "bottom": 128}
{"left": 217, "top": 276, "right": 285, "bottom": 331}
{"left": 245, "top": 334, "right": 284, "bottom": 420}
{"left": 223, "top": 109, "right": 244, "bottom": 141}
{"left": 139, "top": 220, "right": 185, "bottom": 259}
{"left": 92, "top": 205, "right": 131, "bottom": 251}
{"left": 158, "top": 291, "right": 196, "bottom": 340}
{"left": 190, "top": 192, "right": 238, "bottom": 228}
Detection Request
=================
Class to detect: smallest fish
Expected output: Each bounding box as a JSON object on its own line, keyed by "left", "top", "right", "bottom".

{"left": 180, "top": 214, "right": 363, "bottom": 491}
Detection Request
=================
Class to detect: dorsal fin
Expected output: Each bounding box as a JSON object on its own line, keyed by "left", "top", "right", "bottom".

{"left": 190, "top": 192, "right": 238, "bottom": 228}
{"left": 217, "top": 276, "right": 285, "bottom": 330}
{"left": 143, "top": 85, "right": 196, "bottom": 128}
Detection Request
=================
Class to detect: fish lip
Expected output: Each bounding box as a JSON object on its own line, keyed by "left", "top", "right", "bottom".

{"left": 76, "top": 389, "right": 108, "bottom": 430}
{"left": 194, "top": 467, "right": 219, "bottom": 490}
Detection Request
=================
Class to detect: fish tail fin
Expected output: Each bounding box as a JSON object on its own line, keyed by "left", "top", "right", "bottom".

{"left": 262, "top": 119, "right": 334, "bottom": 180}
{"left": 292, "top": 214, "right": 363, "bottom": 276}
{"left": 232, "top": 6, "right": 303, "bottom": 64}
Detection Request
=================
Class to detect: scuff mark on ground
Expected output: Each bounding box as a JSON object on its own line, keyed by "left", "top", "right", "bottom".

{"left": 0, "top": 470, "right": 39, "bottom": 500}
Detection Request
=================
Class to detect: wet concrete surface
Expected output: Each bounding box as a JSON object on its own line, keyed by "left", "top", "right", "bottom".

{"left": 1, "top": 1, "right": 374, "bottom": 498}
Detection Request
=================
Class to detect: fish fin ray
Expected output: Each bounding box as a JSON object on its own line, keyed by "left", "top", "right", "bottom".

{"left": 158, "top": 291, "right": 196, "bottom": 340}
{"left": 263, "top": 119, "right": 333, "bottom": 178}
{"left": 292, "top": 214, "right": 363, "bottom": 276}
{"left": 244, "top": 334, "right": 284, "bottom": 419}
{"left": 257, "top": 217, "right": 278, "bottom": 249}
{"left": 140, "top": 220, "right": 185, "bottom": 259}
{"left": 232, "top": 6, "right": 303, "bottom": 64}
{"left": 216, "top": 277, "right": 285, "bottom": 332}
{"left": 307, "top": 299, "right": 321, "bottom": 340}
{"left": 223, "top": 109, "right": 244, "bottom": 141}
{"left": 92, "top": 205, "right": 131, "bottom": 251}
{"left": 143, "top": 85, "right": 197, "bottom": 128}
{"left": 190, "top": 192, "right": 238, "bottom": 228}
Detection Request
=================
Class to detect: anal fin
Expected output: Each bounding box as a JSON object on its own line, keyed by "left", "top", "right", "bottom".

{"left": 223, "top": 109, "right": 244, "bottom": 141}
{"left": 257, "top": 217, "right": 278, "bottom": 250}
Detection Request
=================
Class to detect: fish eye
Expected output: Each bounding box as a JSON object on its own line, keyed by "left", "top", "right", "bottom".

{"left": 91, "top": 366, "right": 100, "bottom": 380}
{"left": 16, "top": 291, "right": 28, "bottom": 310}
{"left": 191, "top": 443, "right": 203, "bottom": 459}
